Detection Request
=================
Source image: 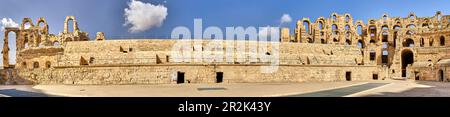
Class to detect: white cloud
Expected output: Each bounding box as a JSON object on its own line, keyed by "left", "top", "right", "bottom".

{"left": 1, "top": 18, "right": 19, "bottom": 31}
{"left": 124, "top": 0, "right": 168, "bottom": 33}
{"left": 280, "top": 14, "right": 292, "bottom": 24}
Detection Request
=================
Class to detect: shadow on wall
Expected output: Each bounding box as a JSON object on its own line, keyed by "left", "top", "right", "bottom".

{"left": 360, "top": 81, "right": 450, "bottom": 97}
{"left": 0, "top": 68, "right": 34, "bottom": 85}
{"left": 0, "top": 88, "right": 54, "bottom": 97}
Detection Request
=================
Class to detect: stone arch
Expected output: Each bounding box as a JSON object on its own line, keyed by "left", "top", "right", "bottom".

{"left": 345, "top": 24, "right": 350, "bottom": 30}
{"left": 406, "top": 24, "right": 416, "bottom": 29}
{"left": 420, "top": 38, "right": 425, "bottom": 47}
{"left": 403, "top": 38, "right": 415, "bottom": 47}
{"left": 53, "top": 41, "right": 61, "bottom": 46}
{"left": 355, "top": 21, "right": 365, "bottom": 36}
{"left": 36, "top": 17, "right": 49, "bottom": 35}
{"left": 369, "top": 39, "right": 376, "bottom": 45}
{"left": 332, "top": 24, "right": 338, "bottom": 30}
{"left": 2, "top": 29, "right": 19, "bottom": 68}
{"left": 45, "top": 61, "right": 51, "bottom": 68}
{"left": 401, "top": 49, "right": 414, "bottom": 77}
{"left": 357, "top": 39, "right": 364, "bottom": 48}
{"left": 408, "top": 12, "right": 417, "bottom": 21}
{"left": 23, "top": 34, "right": 30, "bottom": 49}
{"left": 345, "top": 39, "right": 351, "bottom": 45}
{"left": 307, "top": 38, "right": 314, "bottom": 43}
{"left": 320, "top": 39, "right": 326, "bottom": 44}
{"left": 430, "top": 38, "right": 434, "bottom": 46}
{"left": 422, "top": 18, "right": 430, "bottom": 28}
{"left": 331, "top": 13, "right": 338, "bottom": 21}
{"left": 435, "top": 11, "right": 442, "bottom": 22}
{"left": 33, "top": 61, "right": 39, "bottom": 68}
{"left": 344, "top": 13, "right": 352, "bottom": 22}
{"left": 368, "top": 25, "right": 377, "bottom": 39}
{"left": 64, "top": 16, "right": 79, "bottom": 33}
{"left": 316, "top": 17, "right": 326, "bottom": 30}
{"left": 301, "top": 18, "right": 311, "bottom": 34}
{"left": 21, "top": 18, "right": 34, "bottom": 30}
{"left": 22, "top": 62, "right": 27, "bottom": 69}
{"left": 382, "top": 14, "right": 389, "bottom": 21}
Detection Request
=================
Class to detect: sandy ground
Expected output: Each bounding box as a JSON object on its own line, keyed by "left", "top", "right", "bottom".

{"left": 2, "top": 80, "right": 450, "bottom": 97}
{"left": 2, "top": 81, "right": 366, "bottom": 97}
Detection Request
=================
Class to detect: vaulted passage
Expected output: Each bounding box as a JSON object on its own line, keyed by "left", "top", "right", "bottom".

{"left": 401, "top": 50, "right": 414, "bottom": 77}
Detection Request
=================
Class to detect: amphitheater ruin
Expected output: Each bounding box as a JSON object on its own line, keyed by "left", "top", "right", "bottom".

{"left": 0, "top": 11, "right": 449, "bottom": 85}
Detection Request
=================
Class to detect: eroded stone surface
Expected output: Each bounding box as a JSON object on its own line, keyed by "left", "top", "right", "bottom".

{"left": 1, "top": 12, "right": 450, "bottom": 85}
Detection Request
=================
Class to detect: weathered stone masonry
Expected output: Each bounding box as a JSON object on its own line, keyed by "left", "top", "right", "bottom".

{"left": 1, "top": 12, "right": 450, "bottom": 85}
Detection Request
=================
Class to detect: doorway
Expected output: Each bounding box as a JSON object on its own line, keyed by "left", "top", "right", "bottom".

{"left": 216, "top": 72, "right": 223, "bottom": 83}
{"left": 439, "top": 70, "right": 444, "bottom": 82}
{"left": 373, "top": 74, "right": 378, "bottom": 80}
{"left": 345, "top": 72, "right": 351, "bottom": 81}
{"left": 177, "top": 72, "right": 185, "bottom": 84}
{"left": 401, "top": 50, "right": 414, "bottom": 77}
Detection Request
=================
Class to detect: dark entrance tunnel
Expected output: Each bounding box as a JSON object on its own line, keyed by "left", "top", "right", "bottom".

{"left": 401, "top": 50, "right": 414, "bottom": 77}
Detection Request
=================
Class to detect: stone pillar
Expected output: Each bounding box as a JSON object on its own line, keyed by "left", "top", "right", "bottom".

{"left": 2, "top": 31, "right": 9, "bottom": 68}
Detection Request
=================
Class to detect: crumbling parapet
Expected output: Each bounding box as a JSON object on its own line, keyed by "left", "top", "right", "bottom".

{"left": 95, "top": 32, "right": 105, "bottom": 41}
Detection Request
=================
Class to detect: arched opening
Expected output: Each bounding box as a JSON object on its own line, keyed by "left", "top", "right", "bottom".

{"left": 67, "top": 19, "right": 74, "bottom": 33}
{"left": 357, "top": 25, "right": 363, "bottom": 36}
{"left": 401, "top": 50, "right": 414, "bottom": 77}
{"left": 320, "top": 39, "right": 326, "bottom": 44}
{"left": 333, "top": 38, "right": 339, "bottom": 43}
{"left": 439, "top": 69, "right": 444, "bottom": 82}
{"left": 420, "top": 38, "right": 424, "bottom": 47}
{"left": 407, "top": 24, "right": 415, "bottom": 29}
{"left": 440, "top": 36, "right": 445, "bottom": 46}
{"left": 382, "top": 50, "right": 388, "bottom": 65}
{"left": 303, "top": 21, "right": 310, "bottom": 34}
{"left": 422, "top": 23, "right": 429, "bottom": 28}
{"left": 307, "top": 38, "right": 314, "bottom": 43}
{"left": 382, "top": 32, "right": 388, "bottom": 42}
{"left": 45, "top": 61, "right": 51, "bottom": 68}
{"left": 403, "top": 39, "right": 414, "bottom": 47}
{"left": 369, "top": 51, "right": 376, "bottom": 61}
{"left": 33, "top": 62, "right": 39, "bottom": 68}
{"left": 332, "top": 15, "right": 337, "bottom": 21}
{"left": 345, "top": 15, "right": 350, "bottom": 22}
{"left": 430, "top": 38, "right": 434, "bottom": 47}
{"left": 409, "top": 15, "right": 415, "bottom": 21}
{"left": 53, "top": 41, "right": 60, "bottom": 46}
{"left": 345, "top": 39, "right": 351, "bottom": 45}
{"left": 369, "top": 39, "right": 376, "bottom": 45}
{"left": 345, "top": 25, "right": 350, "bottom": 30}
{"left": 318, "top": 21, "right": 324, "bottom": 30}
{"left": 357, "top": 40, "right": 364, "bottom": 48}
{"left": 23, "top": 34, "right": 29, "bottom": 49}
{"left": 369, "top": 26, "right": 376, "bottom": 39}
{"left": 393, "top": 25, "right": 401, "bottom": 48}
{"left": 22, "top": 62, "right": 27, "bottom": 69}
{"left": 332, "top": 24, "right": 338, "bottom": 30}
{"left": 23, "top": 22, "right": 32, "bottom": 30}
{"left": 6, "top": 31, "right": 17, "bottom": 65}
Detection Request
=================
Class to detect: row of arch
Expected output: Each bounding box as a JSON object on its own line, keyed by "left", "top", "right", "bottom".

{"left": 22, "top": 61, "right": 51, "bottom": 69}
{"left": 297, "top": 12, "right": 448, "bottom": 44}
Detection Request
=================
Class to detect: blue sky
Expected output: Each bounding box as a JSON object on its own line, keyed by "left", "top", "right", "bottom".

{"left": 1, "top": 0, "right": 450, "bottom": 39}
{"left": 0, "top": 0, "right": 449, "bottom": 64}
